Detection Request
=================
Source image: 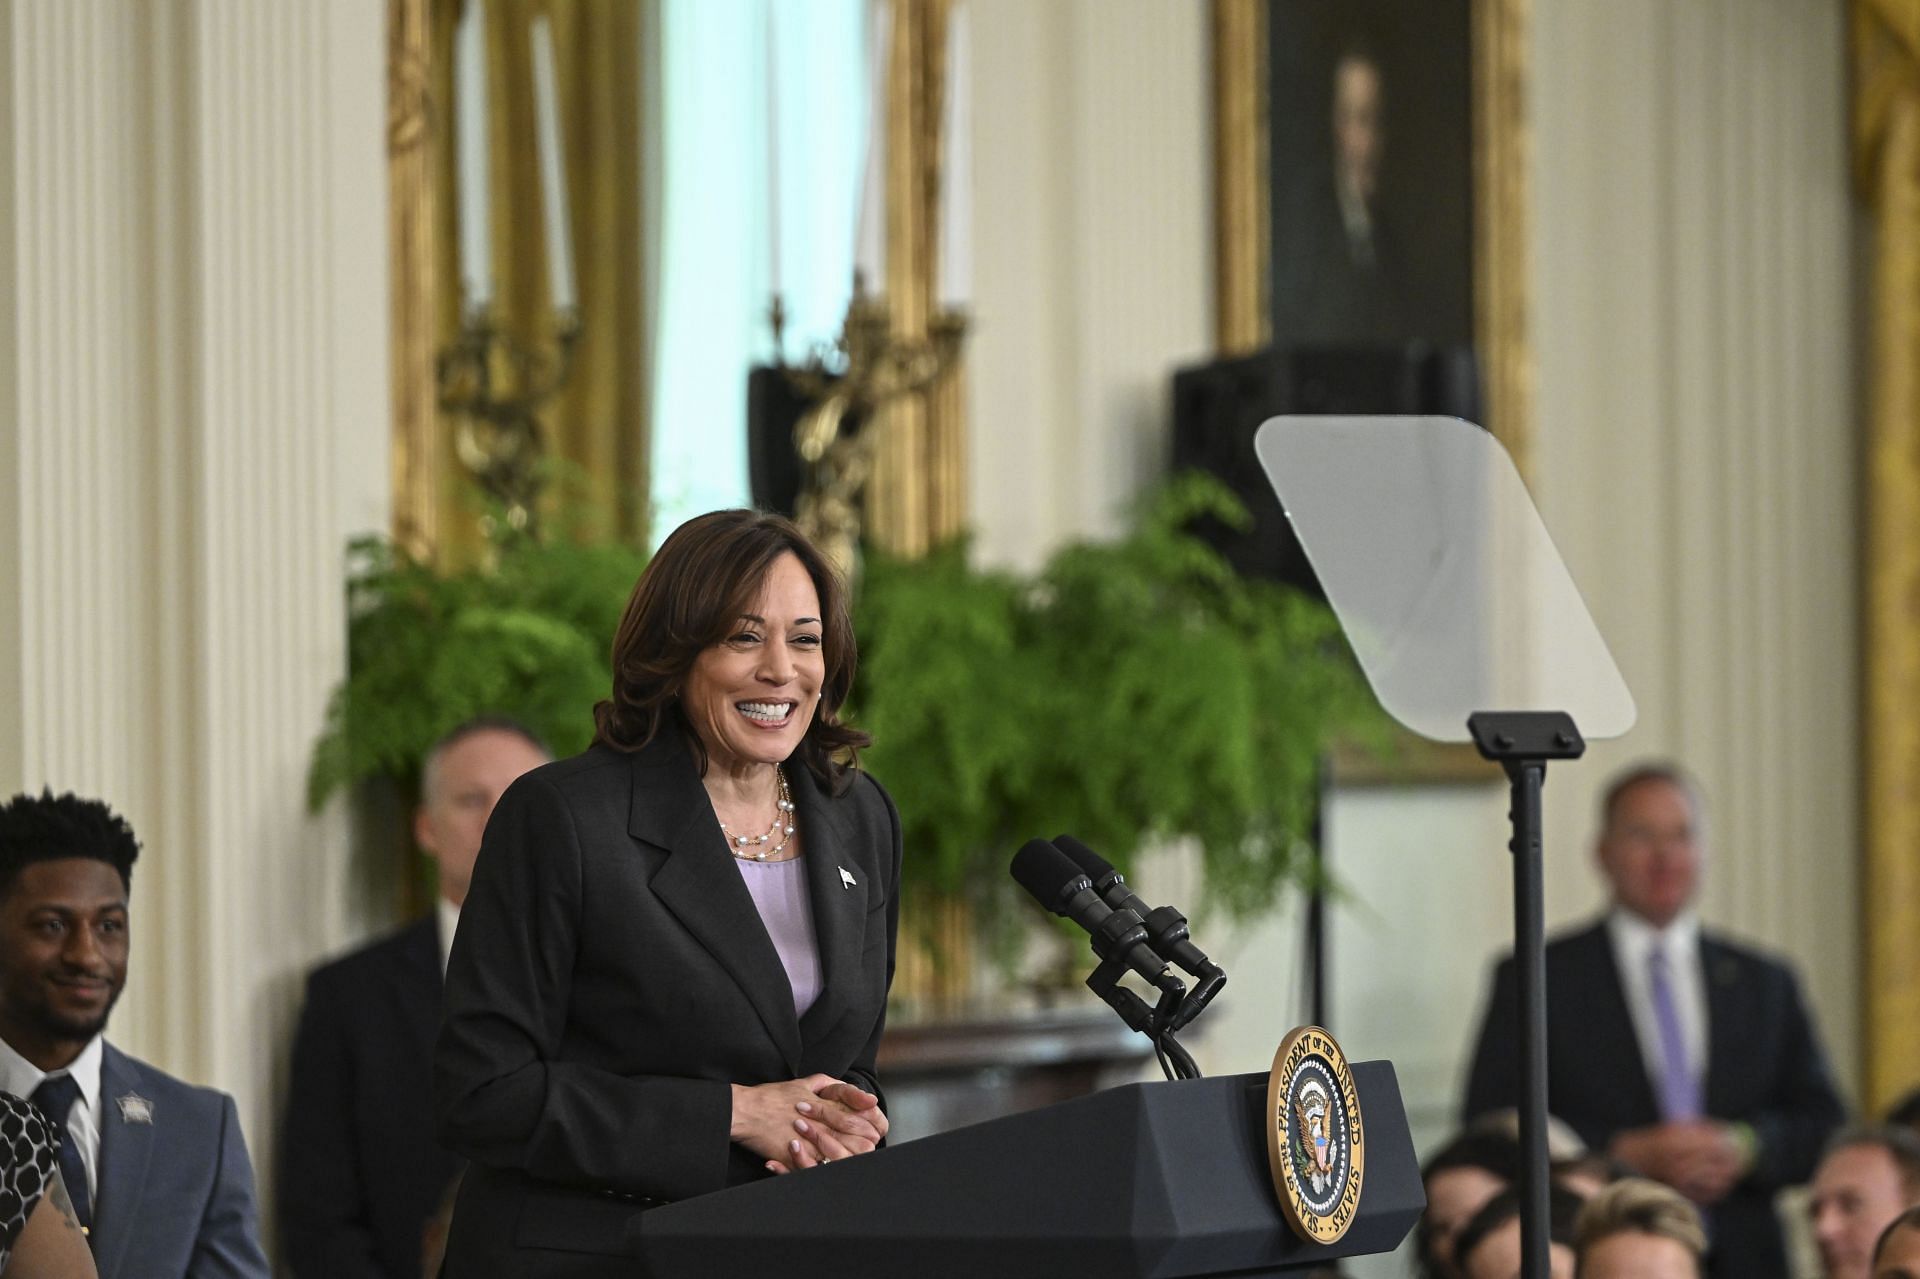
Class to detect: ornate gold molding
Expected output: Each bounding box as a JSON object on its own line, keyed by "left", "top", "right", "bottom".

{"left": 866, "top": 0, "right": 967, "bottom": 559}
{"left": 1854, "top": 0, "right": 1920, "bottom": 1113}
{"left": 389, "top": 0, "right": 438, "bottom": 560}
{"left": 1212, "top": 0, "right": 1269, "bottom": 356}
{"left": 1472, "top": 0, "right": 1532, "bottom": 477}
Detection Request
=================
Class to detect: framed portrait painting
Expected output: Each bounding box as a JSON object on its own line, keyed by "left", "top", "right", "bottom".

{"left": 1211, "top": 0, "right": 1530, "bottom": 783}
{"left": 1213, "top": 0, "right": 1529, "bottom": 476}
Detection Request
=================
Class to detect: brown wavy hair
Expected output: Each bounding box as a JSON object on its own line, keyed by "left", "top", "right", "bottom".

{"left": 592, "top": 510, "right": 869, "bottom": 792}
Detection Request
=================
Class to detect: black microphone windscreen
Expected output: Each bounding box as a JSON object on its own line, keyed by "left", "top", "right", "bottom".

{"left": 1052, "top": 834, "right": 1117, "bottom": 882}
{"left": 1010, "top": 838, "right": 1084, "bottom": 910}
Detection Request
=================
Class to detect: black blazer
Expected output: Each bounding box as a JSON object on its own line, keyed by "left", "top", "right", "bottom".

{"left": 434, "top": 729, "right": 902, "bottom": 1277}
{"left": 280, "top": 916, "right": 459, "bottom": 1278}
{"left": 1462, "top": 918, "right": 1843, "bottom": 1278}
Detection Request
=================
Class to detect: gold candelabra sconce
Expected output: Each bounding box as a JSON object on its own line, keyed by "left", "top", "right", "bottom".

{"left": 436, "top": 309, "right": 581, "bottom": 542}
{"left": 771, "top": 274, "right": 967, "bottom": 576}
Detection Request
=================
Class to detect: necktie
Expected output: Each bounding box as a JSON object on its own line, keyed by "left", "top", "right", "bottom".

{"left": 29, "top": 1073, "right": 93, "bottom": 1233}
{"left": 1648, "top": 945, "right": 1701, "bottom": 1120}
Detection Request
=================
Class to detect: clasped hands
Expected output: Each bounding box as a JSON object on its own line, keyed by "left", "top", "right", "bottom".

{"left": 731, "top": 1074, "right": 888, "bottom": 1175}
{"left": 1609, "top": 1120, "right": 1751, "bottom": 1205}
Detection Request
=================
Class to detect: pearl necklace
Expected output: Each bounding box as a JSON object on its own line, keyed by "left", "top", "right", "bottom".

{"left": 721, "top": 766, "right": 797, "bottom": 862}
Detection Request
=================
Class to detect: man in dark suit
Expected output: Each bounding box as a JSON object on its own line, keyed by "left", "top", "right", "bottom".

{"left": 1276, "top": 42, "right": 1412, "bottom": 345}
{"left": 1463, "top": 763, "right": 1845, "bottom": 1278}
{"left": 0, "top": 789, "right": 269, "bottom": 1278}
{"left": 279, "top": 719, "right": 549, "bottom": 1278}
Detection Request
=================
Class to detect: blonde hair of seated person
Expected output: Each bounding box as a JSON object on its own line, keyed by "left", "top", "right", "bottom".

{"left": 1574, "top": 1178, "right": 1707, "bottom": 1278}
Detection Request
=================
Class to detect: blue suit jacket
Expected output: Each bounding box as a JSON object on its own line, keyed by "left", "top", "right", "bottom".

{"left": 94, "top": 1042, "right": 270, "bottom": 1279}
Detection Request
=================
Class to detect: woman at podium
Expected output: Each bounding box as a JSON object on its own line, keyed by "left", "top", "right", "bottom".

{"left": 433, "top": 510, "right": 904, "bottom": 1277}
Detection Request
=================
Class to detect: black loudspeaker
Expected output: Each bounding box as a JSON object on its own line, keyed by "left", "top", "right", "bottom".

{"left": 1170, "top": 343, "right": 1482, "bottom": 597}
{"left": 746, "top": 367, "right": 863, "bottom": 518}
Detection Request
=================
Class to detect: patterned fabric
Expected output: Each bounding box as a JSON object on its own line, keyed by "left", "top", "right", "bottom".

{"left": 0, "top": 1089, "right": 59, "bottom": 1268}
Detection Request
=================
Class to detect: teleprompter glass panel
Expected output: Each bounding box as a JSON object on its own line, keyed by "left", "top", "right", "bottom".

{"left": 1254, "top": 415, "right": 1635, "bottom": 743}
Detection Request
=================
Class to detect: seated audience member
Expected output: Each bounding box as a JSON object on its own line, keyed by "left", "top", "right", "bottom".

{"left": 1875, "top": 1206, "right": 1920, "bottom": 1278}
{"left": 1463, "top": 763, "right": 1845, "bottom": 1277}
{"left": 280, "top": 719, "right": 550, "bottom": 1278}
{"left": 1466, "top": 1108, "right": 1590, "bottom": 1161}
{"left": 1573, "top": 1178, "right": 1708, "bottom": 1279}
{"left": 1812, "top": 1127, "right": 1920, "bottom": 1279}
{"left": 1418, "top": 1132, "right": 1522, "bottom": 1278}
{"left": 1453, "top": 1183, "right": 1582, "bottom": 1279}
{"left": 0, "top": 790, "right": 270, "bottom": 1278}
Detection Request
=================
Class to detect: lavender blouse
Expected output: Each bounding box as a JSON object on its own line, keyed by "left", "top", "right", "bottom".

{"left": 733, "top": 856, "right": 822, "bottom": 1018}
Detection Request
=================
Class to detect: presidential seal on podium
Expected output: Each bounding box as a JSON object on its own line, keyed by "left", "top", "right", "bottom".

{"left": 1267, "top": 1025, "right": 1366, "bottom": 1244}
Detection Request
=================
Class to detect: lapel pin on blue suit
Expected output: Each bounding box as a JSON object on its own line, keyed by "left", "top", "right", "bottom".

{"left": 116, "top": 1092, "right": 153, "bottom": 1124}
{"left": 839, "top": 866, "right": 856, "bottom": 889}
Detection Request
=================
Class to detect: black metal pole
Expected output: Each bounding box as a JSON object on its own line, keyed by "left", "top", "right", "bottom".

{"left": 1509, "top": 760, "right": 1550, "bottom": 1279}
{"left": 1306, "top": 754, "right": 1329, "bottom": 1028}
{"left": 1468, "top": 711, "right": 1583, "bottom": 1279}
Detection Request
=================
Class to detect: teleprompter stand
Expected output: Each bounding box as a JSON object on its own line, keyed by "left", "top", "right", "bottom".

{"left": 630, "top": 1064, "right": 1424, "bottom": 1278}
{"left": 1468, "top": 711, "right": 1585, "bottom": 1279}
{"left": 1252, "top": 415, "right": 1638, "bottom": 1279}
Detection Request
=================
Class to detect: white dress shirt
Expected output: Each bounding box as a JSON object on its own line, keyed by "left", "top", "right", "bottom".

{"left": 438, "top": 896, "right": 461, "bottom": 975}
{"left": 0, "top": 1032, "right": 104, "bottom": 1198}
{"left": 1606, "top": 906, "right": 1709, "bottom": 1104}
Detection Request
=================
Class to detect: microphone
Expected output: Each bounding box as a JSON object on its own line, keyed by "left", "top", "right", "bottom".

{"left": 1052, "top": 834, "right": 1226, "bottom": 1028}
{"left": 1009, "top": 839, "right": 1180, "bottom": 994}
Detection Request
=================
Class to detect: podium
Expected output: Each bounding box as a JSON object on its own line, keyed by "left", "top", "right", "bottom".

{"left": 630, "top": 1061, "right": 1422, "bottom": 1278}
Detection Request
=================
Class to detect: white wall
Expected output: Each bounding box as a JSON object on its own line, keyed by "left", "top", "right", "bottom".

{"left": 966, "top": 0, "right": 1213, "bottom": 573}
{"left": 0, "top": 0, "right": 391, "bottom": 1248}
{"left": 1526, "top": 0, "right": 1857, "bottom": 1084}
{"left": 963, "top": 0, "right": 1860, "bottom": 1219}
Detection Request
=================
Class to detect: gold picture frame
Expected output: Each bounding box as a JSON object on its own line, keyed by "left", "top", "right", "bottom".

{"left": 1212, "top": 0, "right": 1531, "bottom": 786}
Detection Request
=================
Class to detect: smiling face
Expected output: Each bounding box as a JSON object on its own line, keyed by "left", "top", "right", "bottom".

{"left": 0, "top": 858, "right": 129, "bottom": 1069}
{"left": 680, "top": 552, "right": 825, "bottom": 776}
{"left": 1597, "top": 776, "right": 1703, "bottom": 929}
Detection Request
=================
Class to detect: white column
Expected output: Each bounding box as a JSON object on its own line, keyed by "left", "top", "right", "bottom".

{"left": 0, "top": 0, "right": 391, "bottom": 1244}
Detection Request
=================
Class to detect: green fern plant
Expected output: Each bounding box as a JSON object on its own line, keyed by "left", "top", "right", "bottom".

{"left": 307, "top": 532, "right": 650, "bottom": 808}
{"left": 309, "top": 474, "right": 1378, "bottom": 951}
{"left": 850, "top": 472, "right": 1381, "bottom": 938}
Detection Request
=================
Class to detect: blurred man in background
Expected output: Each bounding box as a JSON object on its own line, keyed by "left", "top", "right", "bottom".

{"left": 280, "top": 719, "right": 549, "bottom": 1278}
{"left": 1464, "top": 763, "right": 1844, "bottom": 1277}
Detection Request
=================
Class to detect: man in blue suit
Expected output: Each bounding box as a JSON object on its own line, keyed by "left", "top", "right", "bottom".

{"left": 0, "top": 789, "right": 268, "bottom": 1278}
{"left": 1463, "top": 763, "right": 1844, "bottom": 1278}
